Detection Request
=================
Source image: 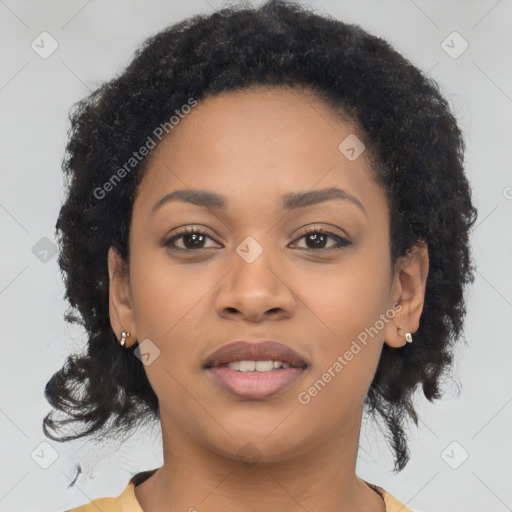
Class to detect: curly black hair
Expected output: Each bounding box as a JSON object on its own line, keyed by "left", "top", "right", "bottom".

{"left": 43, "top": 0, "right": 478, "bottom": 473}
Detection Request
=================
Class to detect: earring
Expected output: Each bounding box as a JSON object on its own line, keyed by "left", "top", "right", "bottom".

{"left": 119, "top": 331, "right": 130, "bottom": 347}
{"left": 397, "top": 326, "right": 413, "bottom": 344}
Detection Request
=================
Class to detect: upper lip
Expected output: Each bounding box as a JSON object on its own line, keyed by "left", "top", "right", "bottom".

{"left": 204, "top": 340, "right": 308, "bottom": 369}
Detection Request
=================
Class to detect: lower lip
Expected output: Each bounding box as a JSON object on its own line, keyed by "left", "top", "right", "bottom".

{"left": 207, "top": 367, "right": 305, "bottom": 400}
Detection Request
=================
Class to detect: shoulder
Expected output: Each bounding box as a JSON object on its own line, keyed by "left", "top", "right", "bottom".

{"left": 363, "top": 480, "right": 415, "bottom": 512}
{"left": 64, "top": 494, "right": 123, "bottom": 512}
{"left": 63, "top": 468, "right": 159, "bottom": 512}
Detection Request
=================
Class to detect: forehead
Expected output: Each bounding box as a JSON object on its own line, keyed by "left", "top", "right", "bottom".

{"left": 162, "top": 86, "right": 352, "bottom": 157}
{"left": 133, "top": 86, "right": 385, "bottom": 221}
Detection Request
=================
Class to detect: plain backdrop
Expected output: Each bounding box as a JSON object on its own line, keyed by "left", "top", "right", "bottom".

{"left": 1, "top": 1, "right": 511, "bottom": 511}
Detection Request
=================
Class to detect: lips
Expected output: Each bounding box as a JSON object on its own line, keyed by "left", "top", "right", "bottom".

{"left": 203, "top": 340, "right": 308, "bottom": 369}
{"left": 203, "top": 340, "right": 309, "bottom": 400}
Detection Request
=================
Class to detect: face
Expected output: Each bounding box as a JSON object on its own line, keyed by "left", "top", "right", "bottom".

{"left": 108, "top": 86, "right": 427, "bottom": 464}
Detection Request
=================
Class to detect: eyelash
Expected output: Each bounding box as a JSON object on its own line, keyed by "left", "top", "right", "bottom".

{"left": 163, "top": 225, "right": 351, "bottom": 253}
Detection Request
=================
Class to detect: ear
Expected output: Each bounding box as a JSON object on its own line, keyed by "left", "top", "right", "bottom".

{"left": 383, "top": 240, "right": 429, "bottom": 348}
{"left": 107, "top": 246, "right": 137, "bottom": 347}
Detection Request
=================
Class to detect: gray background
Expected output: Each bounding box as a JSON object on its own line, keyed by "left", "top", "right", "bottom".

{"left": 1, "top": 1, "right": 511, "bottom": 511}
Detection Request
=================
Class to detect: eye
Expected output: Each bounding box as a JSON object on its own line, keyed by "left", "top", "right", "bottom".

{"left": 290, "top": 226, "right": 351, "bottom": 252}
{"left": 163, "top": 227, "right": 221, "bottom": 251}
{"left": 163, "top": 225, "right": 351, "bottom": 253}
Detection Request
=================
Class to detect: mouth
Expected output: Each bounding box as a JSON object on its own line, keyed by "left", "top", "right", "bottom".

{"left": 203, "top": 340, "right": 308, "bottom": 400}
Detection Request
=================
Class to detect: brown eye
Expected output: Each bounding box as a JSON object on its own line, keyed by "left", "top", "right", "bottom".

{"left": 291, "top": 228, "right": 351, "bottom": 252}
{"left": 164, "top": 228, "right": 220, "bottom": 251}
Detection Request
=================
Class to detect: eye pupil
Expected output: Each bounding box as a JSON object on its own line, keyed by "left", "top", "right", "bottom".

{"left": 184, "top": 233, "right": 205, "bottom": 249}
{"left": 306, "top": 233, "right": 326, "bottom": 248}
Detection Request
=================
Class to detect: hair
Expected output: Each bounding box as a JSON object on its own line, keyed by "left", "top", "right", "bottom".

{"left": 43, "top": 0, "right": 477, "bottom": 473}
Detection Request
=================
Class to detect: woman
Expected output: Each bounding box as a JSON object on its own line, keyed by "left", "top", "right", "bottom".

{"left": 44, "top": 1, "right": 477, "bottom": 510}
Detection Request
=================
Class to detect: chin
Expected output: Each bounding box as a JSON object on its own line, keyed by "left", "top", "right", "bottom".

{"left": 204, "top": 426, "right": 310, "bottom": 465}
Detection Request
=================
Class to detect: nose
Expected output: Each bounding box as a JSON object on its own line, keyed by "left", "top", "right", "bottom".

{"left": 215, "top": 246, "right": 296, "bottom": 323}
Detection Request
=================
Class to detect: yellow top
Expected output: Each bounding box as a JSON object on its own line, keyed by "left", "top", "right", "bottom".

{"left": 65, "top": 469, "right": 413, "bottom": 512}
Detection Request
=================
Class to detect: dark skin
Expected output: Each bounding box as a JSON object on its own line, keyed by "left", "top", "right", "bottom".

{"left": 108, "top": 86, "right": 429, "bottom": 511}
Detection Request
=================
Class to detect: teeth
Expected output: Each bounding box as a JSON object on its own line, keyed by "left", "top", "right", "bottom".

{"left": 239, "top": 360, "right": 255, "bottom": 372}
{"left": 255, "top": 360, "right": 273, "bottom": 371}
{"left": 225, "top": 360, "right": 292, "bottom": 372}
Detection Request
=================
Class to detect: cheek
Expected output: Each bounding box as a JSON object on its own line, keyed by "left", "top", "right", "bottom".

{"left": 302, "top": 255, "right": 390, "bottom": 333}
{"left": 128, "top": 249, "right": 220, "bottom": 386}
{"left": 129, "top": 248, "right": 207, "bottom": 337}
{"left": 298, "top": 254, "right": 390, "bottom": 395}
{"left": 127, "top": 252, "right": 207, "bottom": 408}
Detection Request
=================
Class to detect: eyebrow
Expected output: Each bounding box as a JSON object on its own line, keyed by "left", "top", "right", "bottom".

{"left": 150, "top": 186, "right": 367, "bottom": 217}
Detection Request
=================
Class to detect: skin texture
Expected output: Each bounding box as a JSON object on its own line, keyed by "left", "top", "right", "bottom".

{"left": 108, "top": 86, "right": 429, "bottom": 512}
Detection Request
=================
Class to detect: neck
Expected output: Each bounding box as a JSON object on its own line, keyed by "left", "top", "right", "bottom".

{"left": 134, "top": 405, "right": 386, "bottom": 512}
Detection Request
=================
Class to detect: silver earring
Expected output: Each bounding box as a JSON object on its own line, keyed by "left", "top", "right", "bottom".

{"left": 119, "top": 331, "right": 130, "bottom": 347}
